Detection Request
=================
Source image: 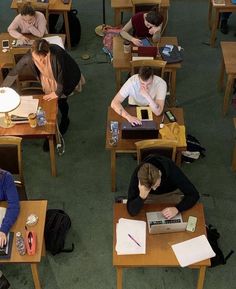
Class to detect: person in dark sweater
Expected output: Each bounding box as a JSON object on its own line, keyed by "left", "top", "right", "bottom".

{"left": 0, "top": 169, "right": 20, "bottom": 247}
{"left": 1, "top": 39, "right": 84, "bottom": 136}
{"left": 120, "top": 9, "right": 163, "bottom": 46}
{"left": 127, "top": 155, "right": 199, "bottom": 218}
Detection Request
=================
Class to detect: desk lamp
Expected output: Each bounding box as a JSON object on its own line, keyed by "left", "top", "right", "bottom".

{"left": 0, "top": 87, "right": 21, "bottom": 128}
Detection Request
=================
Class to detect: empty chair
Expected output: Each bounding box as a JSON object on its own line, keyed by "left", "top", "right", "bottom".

{"left": 0, "top": 136, "right": 27, "bottom": 200}
{"left": 135, "top": 138, "right": 177, "bottom": 163}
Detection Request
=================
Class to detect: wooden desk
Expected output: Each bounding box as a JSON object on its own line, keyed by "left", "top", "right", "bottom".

{"left": 232, "top": 118, "right": 236, "bottom": 171}
{"left": 105, "top": 106, "right": 186, "bottom": 191}
{"left": 0, "top": 95, "right": 58, "bottom": 176}
{"left": 0, "top": 200, "right": 47, "bottom": 289}
{"left": 113, "top": 36, "right": 182, "bottom": 106}
{"left": 208, "top": 0, "right": 236, "bottom": 47}
{"left": 113, "top": 203, "right": 210, "bottom": 289}
{"left": 0, "top": 33, "right": 66, "bottom": 83}
{"left": 111, "top": 0, "right": 170, "bottom": 28}
{"left": 218, "top": 42, "right": 236, "bottom": 116}
{"left": 11, "top": 0, "right": 72, "bottom": 49}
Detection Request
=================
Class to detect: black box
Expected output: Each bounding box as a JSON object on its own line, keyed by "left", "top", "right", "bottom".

{"left": 121, "top": 121, "right": 158, "bottom": 139}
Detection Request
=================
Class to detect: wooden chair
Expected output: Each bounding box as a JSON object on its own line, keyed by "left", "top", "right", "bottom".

{"left": 11, "top": 48, "right": 43, "bottom": 95}
{"left": 130, "top": 59, "right": 166, "bottom": 78}
{"left": 131, "top": 0, "right": 161, "bottom": 15}
{"left": 135, "top": 139, "right": 177, "bottom": 164}
{"left": 16, "top": 1, "right": 49, "bottom": 29}
{"left": 0, "top": 136, "right": 27, "bottom": 200}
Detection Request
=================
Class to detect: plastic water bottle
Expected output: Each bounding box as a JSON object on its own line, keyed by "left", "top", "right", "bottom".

{"left": 16, "top": 232, "right": 26, "bottom": 255}
{"left": 36, "top": 107, "right": 47, "bottom": 126}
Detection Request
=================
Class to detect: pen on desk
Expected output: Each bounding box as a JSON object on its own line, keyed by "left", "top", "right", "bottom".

{"left": 128, "top": 234, "right": 141, "bottom": 247}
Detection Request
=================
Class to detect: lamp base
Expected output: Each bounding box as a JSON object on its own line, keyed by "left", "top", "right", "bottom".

{"left": 95, "top": 24, "right": 105, "bottom": 37}
{"left": 0, "top": 116, "right": 15, "bottom": 128}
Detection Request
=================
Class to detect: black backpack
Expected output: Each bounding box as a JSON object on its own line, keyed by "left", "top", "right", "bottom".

{"left": 60, "top": 9, "right": 81, "bottom": 47}
{"left": 207, "top": 224, "right": 234, "bottom": 267}
{"left": 44, "top": 209, "right": 74, "bottom": 255}
{"left": 182, "top": 134, "right": 206, "bottom": 163}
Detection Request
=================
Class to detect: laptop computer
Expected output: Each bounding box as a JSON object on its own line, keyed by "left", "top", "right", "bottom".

{"left": 146, "top": 211, "right": 187, "bottom": 234}
{"left": 121, "top": 121, "right": 158, "bottom": 139}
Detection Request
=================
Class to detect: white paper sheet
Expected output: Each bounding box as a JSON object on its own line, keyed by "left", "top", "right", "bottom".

{"left": 171, "top": 235, "right": 216, "bottom": 267}
{"left": 10, "top": 97, "right": 39, "bottom": 117}
{"left": 116, "top": 218, "right": 146, "bottom": 255}
{"left": 43, "top": 36, "right": 65, "bottom": 49}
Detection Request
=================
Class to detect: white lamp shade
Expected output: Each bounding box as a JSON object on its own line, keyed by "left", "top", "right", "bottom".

{"left": 0, "top": 87, "right": 20, "bottom": 113}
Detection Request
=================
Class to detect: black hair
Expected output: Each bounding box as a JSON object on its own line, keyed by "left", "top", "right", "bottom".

{"left": 20, "top": 3, "right": 36, "bottom": 16}
{"left": 145, "top": 9, "right": 163, "bottom": 27}
{"left": 31, "top": 39, "right": 50, "bottom": 57}
{"left": 138, "top": 66, "right": 153, "bottom": 81}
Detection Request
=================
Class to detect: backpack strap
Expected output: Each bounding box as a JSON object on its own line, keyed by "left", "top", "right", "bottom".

{"left": 224, "top": 250, "right": 234, "bottom": 262}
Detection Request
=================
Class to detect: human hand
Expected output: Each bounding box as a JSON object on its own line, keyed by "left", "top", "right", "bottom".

{"left": 126, "top": 115, "right": 142, "bottom": 126}
{"left": 138, "top": 181, "right": 151, "bottom": 199}
{"left": 140, "top": 86, "right": 149, "bottom": 99}
{"left": 0, "top": 232, "right": 6, "bottom": 248}
{"left": 43, "top": 92, "right": 58, "bottom": 101}
{"left": 19, "top": 35, "right": 30, "bottom": 43}
{"left": 132, "top": 38, "right": 143, "bottom": 47}
{"left": 161, "top": 207, "right": 179, "bottom": 219}
{"left": 149, "top": 26, "right": 161, "bottom": 35}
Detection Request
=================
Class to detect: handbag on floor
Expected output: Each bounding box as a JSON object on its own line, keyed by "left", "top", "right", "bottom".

{"left": 0, "top": 271, "right": 10, "bottom": 289}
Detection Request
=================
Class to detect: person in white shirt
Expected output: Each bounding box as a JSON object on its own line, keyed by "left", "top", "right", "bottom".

{"left": 111, "top": 66, "right": 167, "bottom": 125}
{"left": 8, "top": 3, "right": 47, "bottom": 43}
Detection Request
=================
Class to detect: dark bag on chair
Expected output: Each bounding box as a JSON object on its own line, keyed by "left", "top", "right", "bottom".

{"left": 60, "top": 9, "right": 81, "bottom": 47}
{"left": 44, "top": 209, "right": 74, "bottom": 255}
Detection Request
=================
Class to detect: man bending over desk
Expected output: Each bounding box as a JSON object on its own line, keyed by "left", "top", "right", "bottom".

{"left": 127, "top": 155, "right": 199, "bottom": 218}
{"left": 0, "top": 169, "right": 20, "bottom": 247}
{"left": 111, "top": 66, "right": 167, "bottom": 126}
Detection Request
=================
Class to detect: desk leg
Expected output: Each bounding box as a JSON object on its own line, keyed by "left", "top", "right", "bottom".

{"left": 169, "top": 70, "right": 177, "bottom": 106}
{"left": 208, "top": 0, "right": 213, "bottom": 30}
{"left": 160, "top": 8, "right": 168, "bottom": 34}
{"left": 115, "top": 69, "right": 121, "bottom": 92}
{"left": 176, "top": 151, "right": 181, "bottom": 166}
{"left": 223, "top": 75, "right": 234, "bottom": 116}
{"left": 218, "top": 58, "right": 225, "bottom": 91}
{"left": 63, "top": 11, "right": 71, "bottom": 50}
{"left": 197, "top": 266, "right": 206, "bottom": 289}
{"left": 0, "top": 69, "right": 3, "bottom": 84}
{"left": 111, "top": 150, "right": 116, "bottom": 192}
{"left": 49, "top": 136, "right": 57, "bottom": 177}
{"left": 31, "top": 264, "right": 42, "bottom": 289}
{"left": 232, "top": 141, "right": 236, "bottom": 171}
{"left": 117, "top": 267, "right": 123, "bottom": 289}
{"left": 210, "top": 10, "right": 219, "bottom": 47}
{"left": 114, "top": 9, "right": 121, "bottom": 26}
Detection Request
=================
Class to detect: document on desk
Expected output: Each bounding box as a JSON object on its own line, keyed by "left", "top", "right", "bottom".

{"left": 116, "top": 218, "right": 146, "bottom": 255}
{"left": 171, "top": 235, "right": 216, "bottom": 267}
{"left": 10, "top": 96, "right": 39, "bottom": 118}
{"left": 43, "top": 36, "right": 65, "bottom": 49}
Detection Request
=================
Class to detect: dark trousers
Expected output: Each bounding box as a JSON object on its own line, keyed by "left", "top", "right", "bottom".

{"left": 58, "top": 98, "right": 69, "bottom": 121}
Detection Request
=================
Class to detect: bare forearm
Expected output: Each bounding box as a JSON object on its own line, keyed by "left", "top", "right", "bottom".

{"left": 120, "top": 30, "right": 133, "bottom": 42}
{"left": 111, "top": 100, "right": 131, "bottom": 120}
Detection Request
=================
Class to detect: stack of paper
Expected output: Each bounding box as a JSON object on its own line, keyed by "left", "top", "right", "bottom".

{"left": 171, "top": 235, "right": 216, "bottom": 267}
{"left": 10, "top": 96, "right": 39, "bottom": 118}
{"left": 116, "top": 218, "right": 146, "bottom": 255}
{"left": 43, "top": 36, "right": 65, "bottom": 49}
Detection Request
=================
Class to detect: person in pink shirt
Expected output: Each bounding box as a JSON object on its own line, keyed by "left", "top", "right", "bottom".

{"left": 8, "top": 3, "right": 47, "bottom": 43}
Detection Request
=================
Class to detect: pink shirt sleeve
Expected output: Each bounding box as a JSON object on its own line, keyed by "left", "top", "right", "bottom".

{"left": 8, "top": 14, "right": 24, "bottom": 39}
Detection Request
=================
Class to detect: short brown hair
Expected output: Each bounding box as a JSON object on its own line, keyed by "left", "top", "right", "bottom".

{"left": 138, "top": 163, "right": 161, "bottom": 188}
{"left": 145, "top": 10, "right": 163, "bottom": 27}
{"left": 20, "top": 4, "right": 35, "bottom": 16}
{"left": 31, "top": 39, "right": 50, "bottom": 57}
{"left": 138, "top": 66, "right": 153, "bottom": 81}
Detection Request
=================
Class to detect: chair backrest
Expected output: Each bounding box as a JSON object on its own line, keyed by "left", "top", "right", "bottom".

{"left": 0, "top": 136, "right": 24, "bottom": 184}
{"left": 130, "top": 59, "right": 166, "bottom": 79}
{"left": 11, "top": 48, "right": 43, "bottom": 95}
{"left": 131, "top": 0, "right": 161, "bottom": 14}
{"left": 135, "top": 139, "right": 177, "bottom": 163}
{"left": 16, "top": 1, "right": 49, "bottom": 27}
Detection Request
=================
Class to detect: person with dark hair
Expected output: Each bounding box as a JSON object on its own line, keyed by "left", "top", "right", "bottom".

{"left": 120, "top": 9, "right": 163, "bottom": 46}
{"left": 220, "top": 12, "right": 232, "bottom": 34}
{"left": 111, "top": 66, "right": 166, "bottom": 126}
{"left": 1, "top": 39, "right": 85, "bottom": 138}
{"left": 0, "top": 169, "right": 20, "bottom": 248}
{"left": 8, "top": 3, "right": 47, "bottom": 43}
{"left": 127, "top": 155, "right": 199, "bottom": 217}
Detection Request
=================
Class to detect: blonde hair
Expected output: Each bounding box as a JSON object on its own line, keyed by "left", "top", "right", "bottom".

{"left": 138, "top": 163, "right": 161, "bottom": 188}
